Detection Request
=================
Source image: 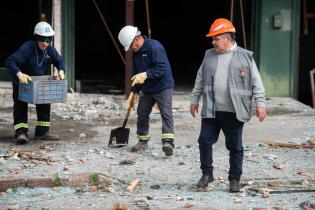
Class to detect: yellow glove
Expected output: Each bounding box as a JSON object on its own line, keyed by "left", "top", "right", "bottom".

{"left": 16, "top": 71, "right": 32, "bottom": 84}
{"left": 127, "top": 92, "right": 137, "bottom": 108}
{"left": 58, "top": 70, "right": 65, "bottom": 80}
{"left": 131, "top": 72, "right": 147, "bottom": 86}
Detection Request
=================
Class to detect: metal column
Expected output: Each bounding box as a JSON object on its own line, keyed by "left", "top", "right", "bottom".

{"left": 125, "top": 0, "right": 134, "bottom": 97}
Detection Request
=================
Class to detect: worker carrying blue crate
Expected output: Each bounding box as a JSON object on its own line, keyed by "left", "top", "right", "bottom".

{"left": 5, "top": 21, "right": 65, "bottom": 144}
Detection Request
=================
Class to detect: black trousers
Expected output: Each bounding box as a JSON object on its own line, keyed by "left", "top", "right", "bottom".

{"left": 13, "top": 84, "right": 50, "bottom": 137}
{"left": 198, "top": 111, "right": 244, "bottom": 181}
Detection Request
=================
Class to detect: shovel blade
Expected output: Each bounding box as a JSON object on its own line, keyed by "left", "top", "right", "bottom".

{"left": 108, "top": 127, "right": 130, "bottom": 148}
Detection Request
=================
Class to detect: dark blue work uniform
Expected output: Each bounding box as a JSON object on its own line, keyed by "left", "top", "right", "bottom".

{"left": 5, "top": 41, "right": 64, "bottom": 137}
{"left": 132, "top": 37, "right": 175, "bottom": 144}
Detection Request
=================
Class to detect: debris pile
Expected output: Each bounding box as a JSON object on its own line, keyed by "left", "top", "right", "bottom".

{"left": 52, "top": 95, "right": 122, "bottom": 121}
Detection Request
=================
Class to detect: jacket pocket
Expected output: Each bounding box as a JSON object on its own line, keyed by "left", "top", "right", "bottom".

{"left": 240, "top": 95, "right": 252, "bottom": 119}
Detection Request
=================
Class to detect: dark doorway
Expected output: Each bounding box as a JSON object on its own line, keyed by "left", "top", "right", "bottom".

{"left": 298, "top": 1, "right": 315, "bottom": 107}
{"left": 0, "top": 0, "right": 51, "bottom": 80}
{"left": 75, "top": 0, "right": 253, "bottom": 93}
{"left": 134, "top": 0, "right": 253, "bottom": 89}
{"left": 75, "top": 0, "right": 125, "bottom": 93}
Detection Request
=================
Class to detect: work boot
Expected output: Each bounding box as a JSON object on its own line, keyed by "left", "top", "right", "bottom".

{"left": 162, "top": 142, "right": 174, "bottom": 156}
{"left": 16, "top": 133, "right": 29, "bottom": 145}
{"left": 197, "top": 174, "right": 214, "bottom": 188}
{"left": 131, "top": 141, "right": 148, "bottom": 152}
{"left": 162, "top": 139, "right": 174, "bottom": 156}
{"left": 229, "top": 180, "right": 240, "bottom": 193}
{"left": 34, "top": 133, "right": 59, "bottom": 140}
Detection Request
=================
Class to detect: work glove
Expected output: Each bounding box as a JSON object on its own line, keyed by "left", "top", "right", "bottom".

{"left": 131, "top": 72, "right": 147, "bottom": 86}
{"left": 127, "top": 92, "right": 137, "bottom": 108}
{"left": 16, "top": 71, "right": 32, "bottom": 84}
{"left": 58, "top": 70, "right": 65, "bottom": 80}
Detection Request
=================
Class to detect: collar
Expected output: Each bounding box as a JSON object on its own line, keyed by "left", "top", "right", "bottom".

{"left": 138, "top": 36, "right": 148, "bottom": 53}
{"left": 229, "top": 42, "right": 237, "bottom": 52}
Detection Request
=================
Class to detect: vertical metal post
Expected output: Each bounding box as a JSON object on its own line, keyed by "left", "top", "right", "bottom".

{"left": 303, "top": 0, "right": 308, "bottom": 35}
{"left": 125, "top": 0, "right": 134, "bottom": 97}
{"left": 145, "top": 0, "right": 151, "bottom": 38}
{"left": 240, "top": 0, "right": 247, "bottom": 49}
{"left": 230, "top": 0, "right": 234, "bottom": 22}
{"left": 310, "top": 69, "right": 315, "bottom": 108}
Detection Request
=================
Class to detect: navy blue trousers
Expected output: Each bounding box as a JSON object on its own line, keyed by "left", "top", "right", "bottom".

{"left": 137, "top": 88, "right": 174, "bottom": 141}
{"left": 13, "top": 84, "right": 50, "bottom": 137}
{"left": 198, "top": 111, "right": 244, "bottom": 181}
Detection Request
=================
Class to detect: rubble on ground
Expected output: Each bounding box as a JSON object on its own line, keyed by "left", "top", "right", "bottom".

{"left": 52, "top": 94, "right": 122, "bottom": 122}
{"left": 0, "top": 92, "right": 314, "bottom": 209}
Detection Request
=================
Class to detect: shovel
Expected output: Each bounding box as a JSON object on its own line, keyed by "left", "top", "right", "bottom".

{"left": 108, "top": 92, "right": 136, "bottom": 148}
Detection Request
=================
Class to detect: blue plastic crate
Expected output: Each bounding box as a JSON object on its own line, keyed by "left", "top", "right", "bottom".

{"left": 19, "top": 75, "right": 67, "bottom": 104}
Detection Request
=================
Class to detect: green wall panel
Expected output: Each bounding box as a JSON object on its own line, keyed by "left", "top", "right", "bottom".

{"left": 62, "top": 0, "right": 75, "bottom": 90}
{"left": 253, "top": 0, "right": 300, "bottom": 97}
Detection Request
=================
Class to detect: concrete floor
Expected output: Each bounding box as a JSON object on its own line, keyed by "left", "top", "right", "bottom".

{"left": 0, "top": 82, "right": 315, "bottom": 209}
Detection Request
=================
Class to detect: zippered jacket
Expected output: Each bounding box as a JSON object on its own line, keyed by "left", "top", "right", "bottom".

{"left": 191, "top": 46, "right": 266, "bottom": 122}
{"left": 5, "top": 41, "right": 64, "bottom": 85}
{"left": 132, "top": 37, "right": 174, "bottom": 93}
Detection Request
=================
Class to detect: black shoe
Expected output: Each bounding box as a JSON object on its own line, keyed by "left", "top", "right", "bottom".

{"left": 131, "top": 141, "right": 148, "bottom": 152}
{"left": 229, "top": 180, "right": 240, "bottom": 193}
{"left": 161, "top": 138, "right": 174, "bottom": 156}
{"left": 162, "top": 142, "right": 174, "bottom": 156}
{"left": 16, "top": 133, "right": 29, "bottom": 145}
{"left": 197, "top": 175, "right": 214, "bottom": 188}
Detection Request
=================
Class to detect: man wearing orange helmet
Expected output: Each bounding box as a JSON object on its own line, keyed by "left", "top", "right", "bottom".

{"left": 190, "top": 18, "right": 266, "bottom": 192}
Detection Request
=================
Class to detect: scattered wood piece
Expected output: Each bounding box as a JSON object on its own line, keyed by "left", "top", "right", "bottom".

{"left": 299, "top": 200, "right": 315, "bottom": 209}
{"left": 90, "top": 185, "right": 98, "bottom": 192}
{"left": 307, "top": 139, "right": 315, "bottom": 145}
{"left": 114, "top": 202, "right": 128, "bottom": 210}
{"left": 183, "top": 204, "right": 193, "bottom": 208}
{"left": 261, "top": 191, "right": 270, "bottom": 198}
{"left": 0, "top": 154, "right": 12, "bottom": 159}
{"left": 298, "top": 171, "right": 313, "bottom": 176}
{"left": 96, "top": 173, "right": 129, "bottom": 185}
{"left": 273, "top": 163, "right": 285, "bottom": 170}
{"left": 13, "top": 149, "right": 55, "bottom": 165}
{"left": 267, "top": 182, "right": 281, "bottom": 188}
{"left": 265, "top": 140, "right": 315, "bottom": 149}
{"left": 274, "top": 206, "right": 284, "bottom": 210}
{"left": 127, "top": 179, "right": 140, "bottom": 192}
{"left": 119, "top": 156, "right": 137, "bottom": 165}
{"left": 249, "top": 187, "right": 315, "bottom": 194}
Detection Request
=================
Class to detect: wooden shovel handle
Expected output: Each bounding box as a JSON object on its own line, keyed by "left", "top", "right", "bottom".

{"left": 122, "top": 93, "right": 136, "bottom": 128}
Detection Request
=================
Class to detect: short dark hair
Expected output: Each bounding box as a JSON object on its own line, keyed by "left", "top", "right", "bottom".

{"left": 220, "top": 32, "right": 235, "bottom": 41}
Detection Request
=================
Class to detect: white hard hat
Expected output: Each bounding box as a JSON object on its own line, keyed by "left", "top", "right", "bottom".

{"left": 118, "top": 25, "right": 141, "bottom": 51}
{"left": 34, "top": 21, "right": 55, "bottom": 37}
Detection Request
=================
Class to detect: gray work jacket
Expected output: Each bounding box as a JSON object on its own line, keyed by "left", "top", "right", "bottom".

{"left": 191, "top": 46, "right": 266, "bottom": 122}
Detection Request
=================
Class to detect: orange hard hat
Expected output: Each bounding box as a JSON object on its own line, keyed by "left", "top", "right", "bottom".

{"left": 206, "top": 18, "right": 236, "bottom": 37}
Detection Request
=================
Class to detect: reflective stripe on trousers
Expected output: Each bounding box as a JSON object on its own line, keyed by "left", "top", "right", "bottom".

{"left": 14, "top": 123, "right": 28, "bottom": 130}
{"left": 36, "top": 121, "right": 51, "bottom": 127}
{"left": 137, "top": 135, "right": 150, "bottom": 141}
{"left": 161, "top": 133, "right": 174, "bottom": 139}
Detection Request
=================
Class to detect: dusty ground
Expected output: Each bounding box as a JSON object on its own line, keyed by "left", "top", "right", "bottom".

{"left": 0, "top": 83, "right": 315, "bottom": 210}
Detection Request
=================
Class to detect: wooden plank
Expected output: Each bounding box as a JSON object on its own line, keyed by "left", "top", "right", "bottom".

{"left": 127, "top": 179, "right": 140, "bottom": 192}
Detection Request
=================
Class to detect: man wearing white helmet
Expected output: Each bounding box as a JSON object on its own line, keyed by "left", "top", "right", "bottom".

{"left": 5, "top": 21, "right": 65, "bottom": 144}
{"left": 118, "top": 25, "right": 175, "bottom": 156}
